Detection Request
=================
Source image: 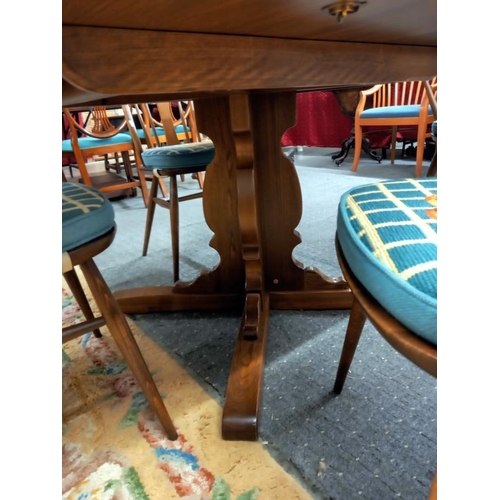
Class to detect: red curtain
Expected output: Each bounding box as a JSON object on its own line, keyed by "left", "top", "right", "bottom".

{"left": 281, "top": 91, "right": 353, "bottom": 148}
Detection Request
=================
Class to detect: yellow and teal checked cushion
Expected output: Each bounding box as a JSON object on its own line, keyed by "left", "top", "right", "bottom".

{"left": 141, "top": 142, "right": 215, "bottom": 169}
{"left": 62, "top": 183, "right": 115, "bottom": 253}
{"left": 337, "top": 178, "right": 437, "bottom": 345}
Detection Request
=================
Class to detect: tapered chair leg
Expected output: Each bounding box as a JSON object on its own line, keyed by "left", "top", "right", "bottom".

{"left": 143, "top": 175, "right": 159, "bottom": 256}
{"left": 169, "top": 175, "right": 180, "bottom": 283}
{"left": 63, "top": 268, "right": 102, "bottom": 338}
{"left": 351, "top": 124, "right": 363, "bottom": 172}
{"left": 79, "top": 257, "right": 178, "bottom": 440}
{"left": 415, "top": 124, "right": 427, "bottom": 178}
{"left": 333, "top": 297, "right": 367, "bottom": 395}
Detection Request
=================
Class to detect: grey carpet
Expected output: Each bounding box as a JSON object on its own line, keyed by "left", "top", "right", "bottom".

{"left": 93, "top": 148, "right": 436, "bottom": 500}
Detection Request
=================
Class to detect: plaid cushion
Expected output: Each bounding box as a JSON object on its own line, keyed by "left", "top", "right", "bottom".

{"left": 337, "top": 178, "right": 437, "bottom": 345}
{"left": 62, "top": 183, "right": 115, "bottom": 253}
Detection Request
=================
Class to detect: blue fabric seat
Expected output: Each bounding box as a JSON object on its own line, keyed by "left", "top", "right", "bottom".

{"left": 62, "top": 182, "right": 115, "bottom": 253}
{"left": 360, "top": 104, "right": 433, "bottom": 120}
{"left": 62, "top": 134, "right": 133, "bottom": 153}
{"left": 141, "top": 142, "right": 215, "bottom": 169}
{"left": 336, "top": 178, "right": 437, "bottom": 345}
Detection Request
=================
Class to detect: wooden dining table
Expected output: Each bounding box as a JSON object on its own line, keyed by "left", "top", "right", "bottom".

{"left": 62, "top": 0, "right": 437, "bottom": 442}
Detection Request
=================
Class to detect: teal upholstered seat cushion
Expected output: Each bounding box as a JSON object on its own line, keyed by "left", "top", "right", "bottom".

{"left": 141, "top": 142, "right": 215, "bottom": 169}
{"left": 62, "top": 182, "right": 115, "bottom": 253}
{"left": 62, "top": 134, "right": 133, "bottom": 152}
{"left": 360, "top": 105, "right": 433, "bottom": 119}
{"left": 337, "top": 178, "right": 437, "bottom": 345}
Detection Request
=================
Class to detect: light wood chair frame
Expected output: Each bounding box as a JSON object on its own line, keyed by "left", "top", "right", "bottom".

{"left": 62, "top": 106, "right": 149, "bottom": 205}
{"left": 352, "top": 77, "right": 437, "bottom": 177}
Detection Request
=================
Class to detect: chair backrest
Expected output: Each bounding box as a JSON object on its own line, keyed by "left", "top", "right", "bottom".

{"left": 62, "top": 106, "right": 129, "bottom": 140}
{"left": 368, "top": 76, "right": 437, "bottom": 108}
{"left": 129, "top": 101, "right": 201, "bottom": 149}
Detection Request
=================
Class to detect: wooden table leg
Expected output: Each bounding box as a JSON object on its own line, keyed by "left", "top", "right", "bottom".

{"left": 116, "top": 92, "right": 352, "bottom": 441}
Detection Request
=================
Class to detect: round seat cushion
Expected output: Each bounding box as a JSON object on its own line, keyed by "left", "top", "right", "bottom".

{"left": 62, "top": 182, "right": 115, "bottom": 253}
{"left": 141, "top": 142, "right": 215, "bottom": 169}
{"left": 337, "top": 178, "right": 437, "bottom": 345}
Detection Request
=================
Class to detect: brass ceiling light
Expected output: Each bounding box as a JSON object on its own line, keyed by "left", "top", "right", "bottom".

{"left": 322, "top": 1, "right": 367, "bottom": 23}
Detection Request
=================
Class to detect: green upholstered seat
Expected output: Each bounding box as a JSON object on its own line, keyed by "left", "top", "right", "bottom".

{"left": 62, "top": 182, "right": 115, "bottom": 253}
{"left": 141, "top": 142, "right": 215, "bottom": 169}
{"left": 336, "top": 178, "right": 437, "bottom": 345}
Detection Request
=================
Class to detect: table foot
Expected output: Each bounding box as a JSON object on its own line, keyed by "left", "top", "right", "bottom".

{"left": 222, "top": 292, "right": 269, "bottom": 441}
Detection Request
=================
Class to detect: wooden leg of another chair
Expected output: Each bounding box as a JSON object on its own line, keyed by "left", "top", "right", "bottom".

{"left": 351, "top": 125, "right": 363, "bottom": 172}
{"left": 79, "top": 258, "right": 178, "bottom": 440}
{"left": 169, "top": 175, "right": 180, "bottom": 283}
{"left": 158, "top": 177, "right": 168, "bottom": 198}
{"left": 143, "top": 175, "right": 159, "bottom": 256}
{"left": 63, "top": 268, "right": 102, "bottom": 338}
{"left": 415, "top": 125, "right": 428, "bottom": 178}
{"left": 195, "top": 172, "right": 204, "bottom": 189}
{"left": 333, "top": 297, "right": 367, "bottom": 395}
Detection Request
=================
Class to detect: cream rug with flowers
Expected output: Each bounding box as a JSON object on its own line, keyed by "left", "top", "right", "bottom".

{"left": 62, "top": 281, "right": 313, "bottom": 500}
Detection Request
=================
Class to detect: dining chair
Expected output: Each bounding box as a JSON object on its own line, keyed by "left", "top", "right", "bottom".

{"left": 62, "top": 181, "right": 178, "bottom": 440}
{"left": 124, "top": 102, "right": 215, "bottom": 283}
{"left": 351, "top": 77, "right": 437, "bottom": 177}
{"left": 62, "top": 105, "right": 149, "bottom": 206}
{"left": 424, "top": 81, "right": 438, "bottom": 177}
{"left": 333, "top": 178, "right": 437, "bottom": 498}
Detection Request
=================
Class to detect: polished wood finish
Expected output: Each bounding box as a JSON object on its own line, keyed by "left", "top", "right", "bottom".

{"left": 63, "top": 0, "right": 436, "bottom": 441}
{"left": 63, "top": 226, "right": 178, "bottom": 440}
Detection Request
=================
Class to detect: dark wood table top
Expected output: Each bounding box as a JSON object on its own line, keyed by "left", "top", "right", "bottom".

{"left": 62, "top": 0, "right": 437, "bottom": 105}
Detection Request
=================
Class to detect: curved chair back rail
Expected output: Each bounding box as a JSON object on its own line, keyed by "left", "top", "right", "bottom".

{"left": 62, "top": 106, "right": 149, "bottom": 205}
{"left": 62, "top": 182, "right": 178, "bottom": 440}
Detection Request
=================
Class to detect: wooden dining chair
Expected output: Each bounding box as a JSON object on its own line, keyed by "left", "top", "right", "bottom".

{"left": 62, "top": 105, "right": 149, "bottom": 206}
{"left": 351, "top": 77, "right": 437, "bottom": 177}
{"left": 333, "top": 178, "right": 437, "bottom": 498}
{"left": 123, "top": 103, "right": 215, "bottom": 283}
{"left": 424, "top": 81, "right": 438, "bottom": 177}
{"left": 62, "top": 181, "right": 178, "bottom": 440}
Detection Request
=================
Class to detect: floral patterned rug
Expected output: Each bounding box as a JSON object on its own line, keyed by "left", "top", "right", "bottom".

{"left": 62, "top": 283, "right": 313, "bottom": 500}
